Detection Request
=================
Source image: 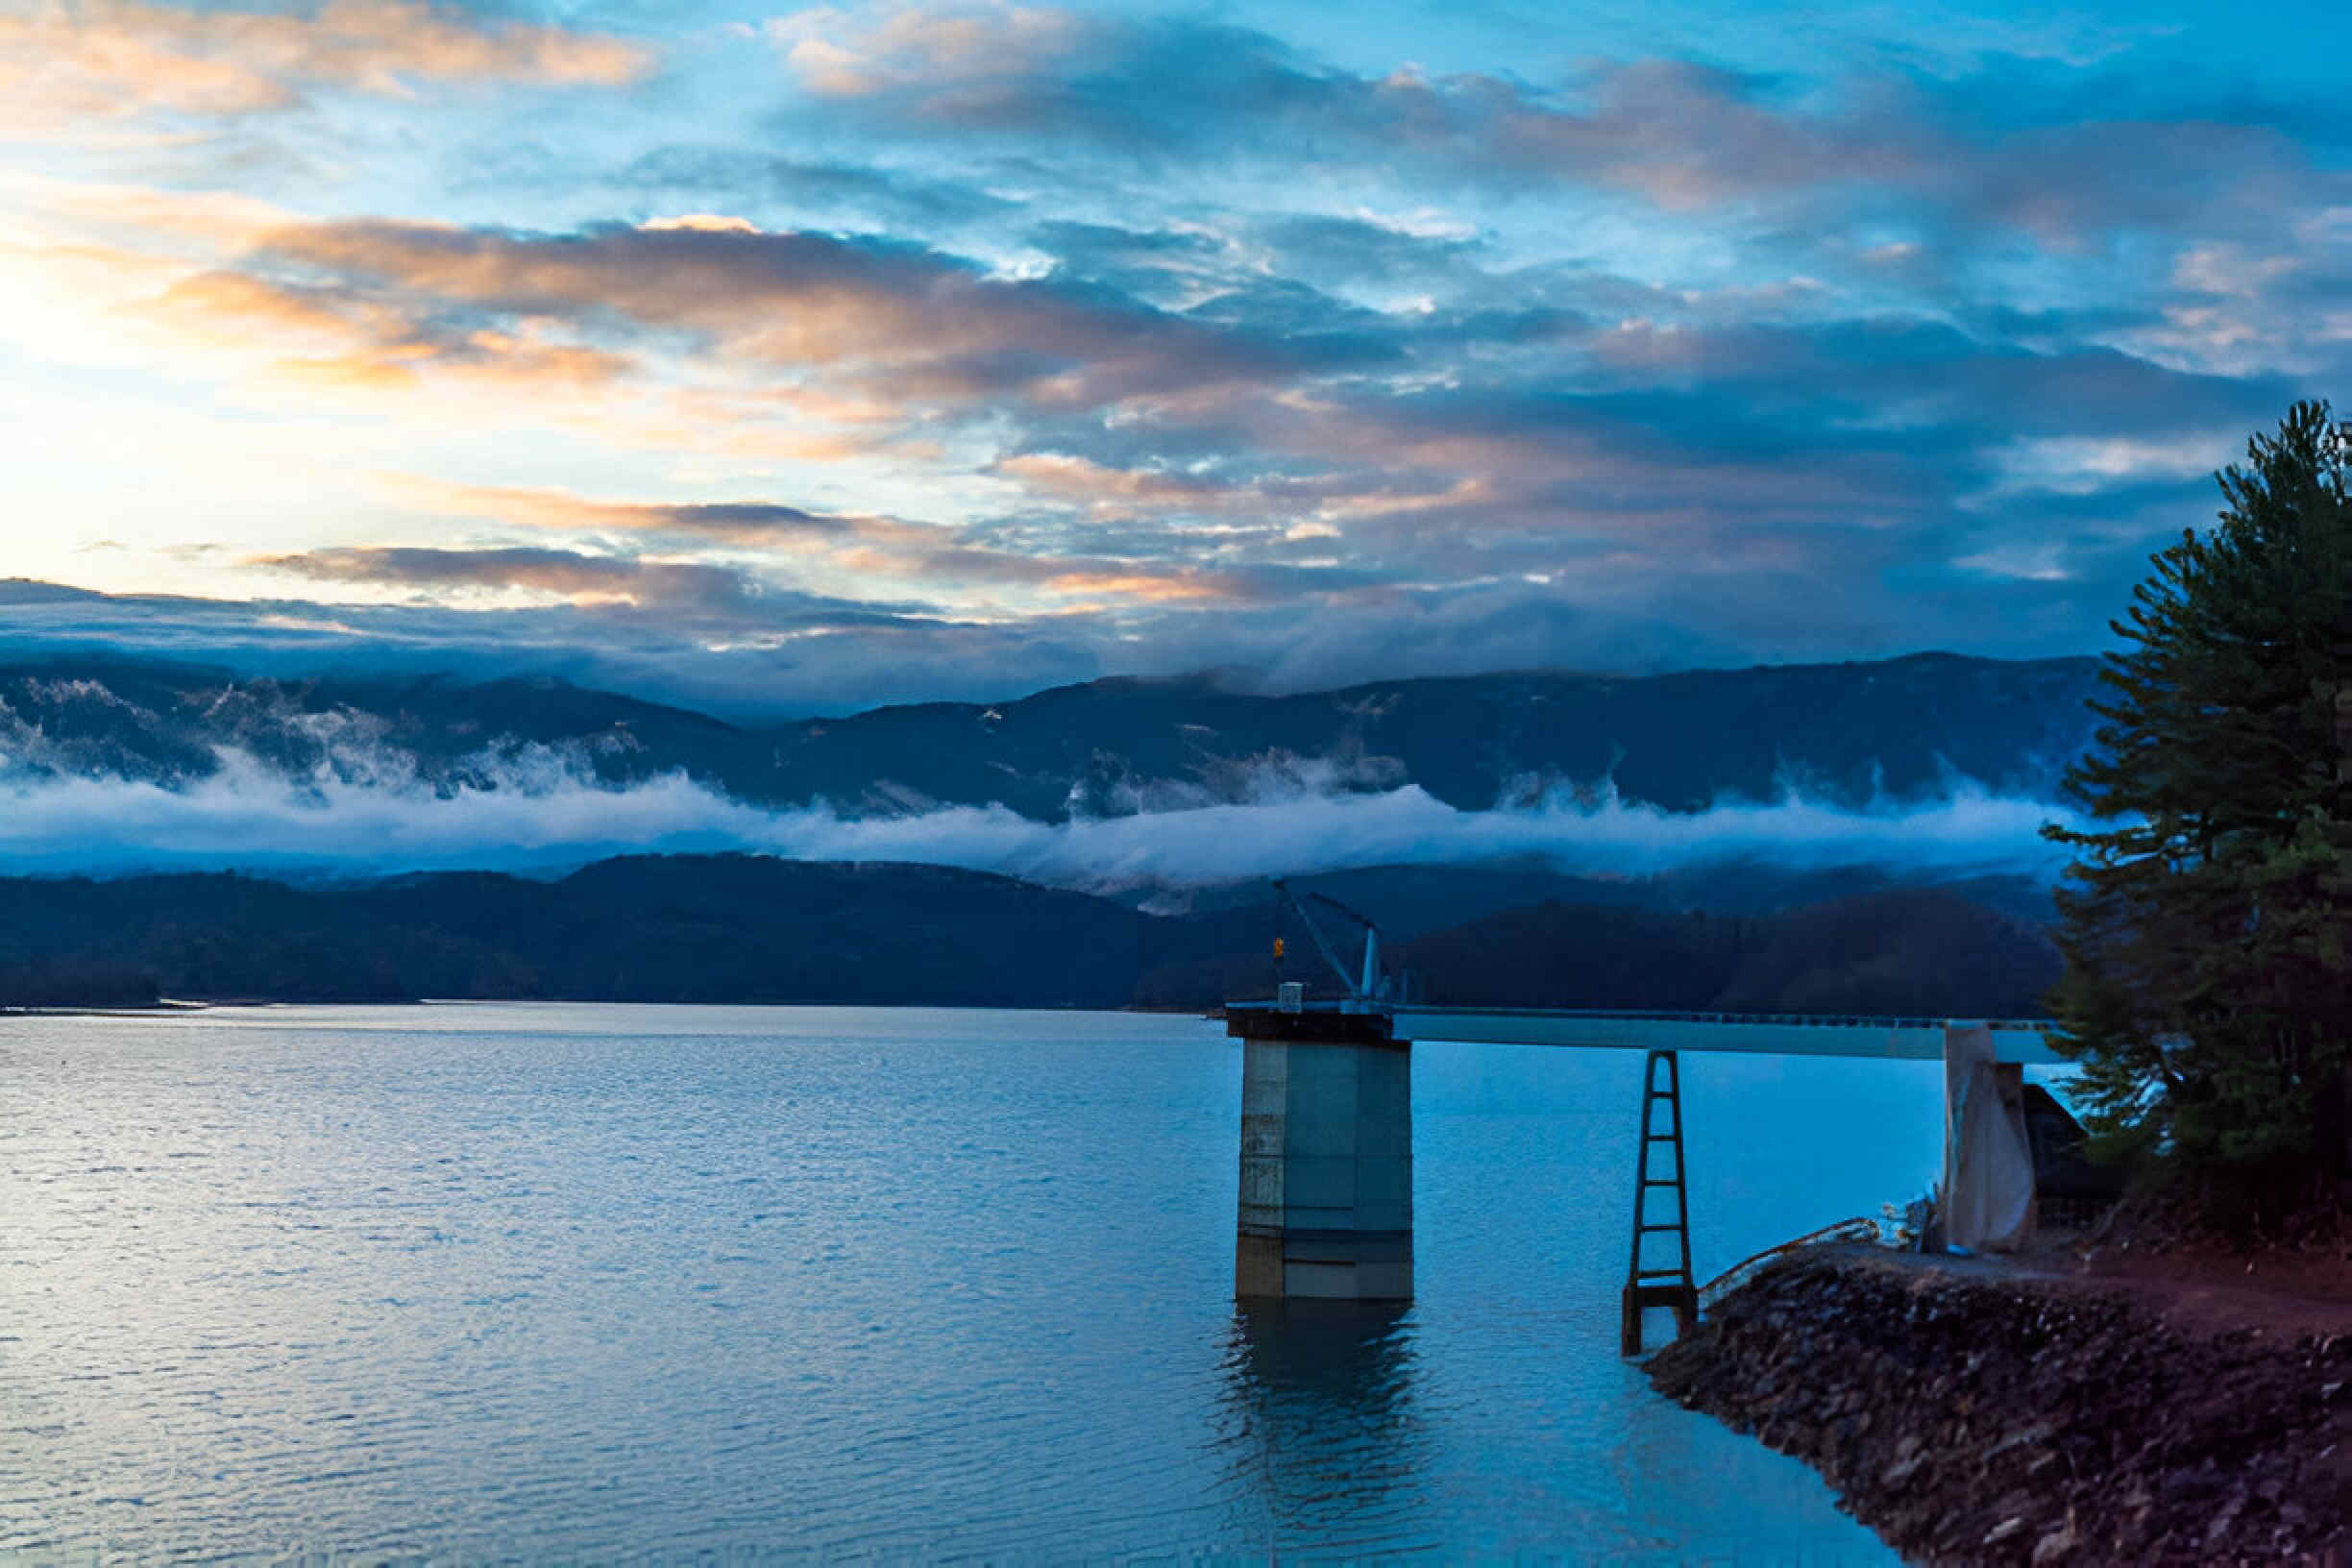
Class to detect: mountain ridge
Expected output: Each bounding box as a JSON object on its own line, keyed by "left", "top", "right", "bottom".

{"left": 0, "top": 649, "right": 2103, "bottom": 824}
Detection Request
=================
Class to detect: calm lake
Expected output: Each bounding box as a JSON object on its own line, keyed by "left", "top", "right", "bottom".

{"left": 3, "top": 1002, "right": 1945, "bottom": 1561}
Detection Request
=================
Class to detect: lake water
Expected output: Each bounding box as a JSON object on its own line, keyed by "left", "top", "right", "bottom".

{"left": 2, "top": 1002, "right": 1948, "bottom": 1561}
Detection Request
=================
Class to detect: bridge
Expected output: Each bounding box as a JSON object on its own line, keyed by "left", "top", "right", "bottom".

{"left": 1225, "top": 886, "right": 2064, "bottom": 1351}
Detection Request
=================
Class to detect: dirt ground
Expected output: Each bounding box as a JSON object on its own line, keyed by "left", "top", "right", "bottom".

{"left": 1967, "top": 1223, "right": 2352, "bottom": 1339}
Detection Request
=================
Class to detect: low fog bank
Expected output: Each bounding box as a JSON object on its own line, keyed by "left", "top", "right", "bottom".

{"left": 0, "top": 750, "right": 2083, "bottom": 890}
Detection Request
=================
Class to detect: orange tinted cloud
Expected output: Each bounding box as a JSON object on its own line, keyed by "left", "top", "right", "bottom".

{"left": 771, "top": 5, "right": 1085, "bottom": 99}
{"left": 0, "top": 1, "right": 652, "bottom": 135}
{"left": 992, "top": 453, "right": 1237, "bottom": 514}
{"left": 256, "top": 218, "right": 1319, "bottom": 408}
{"left": 136, "top": 267, "right": 632, "bottom": 394}
{"left": 249, "top": 545, "right": 761, "bottom": 614}
{"left": 8, "top": 211, "right": 899, "bottom": 461}
{"left": 145, "top": 268, "right": 373, "bottom": 342}
{"left": 382, "top": 476, "right": 1258, "bottom": 607}
{"left": 1041, "top": 571, "right": 1228, "bottom": 601}
{"left": 388, "top": 477, "right": 868, "bottom": 548}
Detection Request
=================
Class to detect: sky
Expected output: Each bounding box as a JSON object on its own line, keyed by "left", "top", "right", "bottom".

{"left": 4, "top": 0, "right": 2349, "bottom": 717}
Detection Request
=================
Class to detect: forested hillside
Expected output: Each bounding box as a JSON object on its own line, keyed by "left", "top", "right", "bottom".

{"left": 0, "top": 856, "right": 2059, "bottom": 1018}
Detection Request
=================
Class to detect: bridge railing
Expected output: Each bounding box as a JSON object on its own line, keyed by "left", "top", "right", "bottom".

{"left": 1696, "top": 1216, "right": 1881, "bottom": 1313}
{"left": 1397, "top": 1005, "right": 2055, "bottom": 1033}
{"left": 1229, "top": 998, "right": 2056, "bottom": 1033}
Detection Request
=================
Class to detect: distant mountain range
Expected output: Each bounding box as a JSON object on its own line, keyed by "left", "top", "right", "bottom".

{"left": 0, "top": 651, "right": 2097, "bottom": 1014}
{"left": 0, "top": 650, "right": 2101, "bottom": 820}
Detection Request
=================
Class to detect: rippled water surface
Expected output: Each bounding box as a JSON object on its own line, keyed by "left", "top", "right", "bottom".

{"left": 3, "top": 1003, "right": 1941, "bottom": 1560}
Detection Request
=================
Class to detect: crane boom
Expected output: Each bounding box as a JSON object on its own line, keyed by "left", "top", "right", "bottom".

{"left": 1272, "top": 880, "right": 1386, "bottom": 1007}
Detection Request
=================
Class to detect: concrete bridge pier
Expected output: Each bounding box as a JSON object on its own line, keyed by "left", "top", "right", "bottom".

{"left": 1228, "top": 1009, "right": 1412, "bottom": 1302}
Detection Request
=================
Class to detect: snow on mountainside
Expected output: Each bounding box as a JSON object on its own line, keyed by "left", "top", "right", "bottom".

{"left": 0, "top": 652, "right": 2103, "bottom": 821}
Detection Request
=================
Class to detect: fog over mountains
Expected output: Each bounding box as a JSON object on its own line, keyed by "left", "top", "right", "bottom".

{"left": 0, "top": 649, "right": 2113, "bottom": 894}
{"left": 0, "top": 650, "right": 2101, "bottom": 1013}
{"left": 0, "top": 650, "right": 2095, "bottom": 821}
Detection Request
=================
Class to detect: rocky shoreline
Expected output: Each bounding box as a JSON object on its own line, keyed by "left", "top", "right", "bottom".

{"left": 1646, "top": 1246, "right": 2352, "bottom": 1564}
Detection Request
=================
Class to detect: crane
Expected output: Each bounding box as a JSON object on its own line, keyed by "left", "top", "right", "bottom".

{"left": 1271, "top": 878, "right": 1395, "bottom": 1012}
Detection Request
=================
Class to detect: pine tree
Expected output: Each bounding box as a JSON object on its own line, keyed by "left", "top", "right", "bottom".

{"left": 2045, "top": 401, "right": 2352, "bottom": 1226}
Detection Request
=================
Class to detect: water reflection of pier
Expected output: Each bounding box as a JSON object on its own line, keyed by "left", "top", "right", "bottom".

{"left": 1215, "top": 1302, "right": 1426, "bottom": 1548}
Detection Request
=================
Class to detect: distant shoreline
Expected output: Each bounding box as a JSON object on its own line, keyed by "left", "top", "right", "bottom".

{"left": 2, "top": 997, "right": 1225, "bottom": 1017}
{"left": 2, "top": 998, "right": 237, "bottom": 1017}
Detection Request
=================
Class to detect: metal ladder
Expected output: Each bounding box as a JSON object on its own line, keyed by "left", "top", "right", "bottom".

{"left": 1621, "top": 1049, "right": 1698, "bottom": 1356}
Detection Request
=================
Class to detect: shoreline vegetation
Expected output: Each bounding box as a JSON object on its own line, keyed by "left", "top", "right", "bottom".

{"left": 1648, "top": 1244, "right": 2352, "bottom": 1563}
{"left": 0, "top": 996, "right": 352, "bottom": 1016}
{"left": 0, "top": 853, "right": 2060, "bottom": 1016}
{"left": 1646, "top": 404, "right": 2352, "bottom": 1563}
{"left": 0, "top": 960, "right": 158, "bottom": 1012}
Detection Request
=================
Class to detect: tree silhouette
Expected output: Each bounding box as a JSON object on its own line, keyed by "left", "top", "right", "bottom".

{"left": 2046, "top": 401, "right": 2352, "bottom": 1225}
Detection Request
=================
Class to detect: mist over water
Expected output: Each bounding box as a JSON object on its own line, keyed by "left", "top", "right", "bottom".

{"left": 0, "top": 746, "right": 2083, "bottom": 888}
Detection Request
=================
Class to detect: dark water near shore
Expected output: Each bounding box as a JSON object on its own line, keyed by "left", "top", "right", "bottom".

{"left": 4, "top": 1003, "right": 1932, "bottom": 1560}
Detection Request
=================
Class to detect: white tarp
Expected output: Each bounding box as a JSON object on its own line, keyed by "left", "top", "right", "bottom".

{"left": 1942, "top": 1023, "right": 2036, "bottom": 1251}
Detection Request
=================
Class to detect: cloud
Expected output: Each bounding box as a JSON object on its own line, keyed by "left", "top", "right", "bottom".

{"left": 137, "top": 267, "right": 634, "bottom": 394}
{"left": 990, "top": 453, "right": 1245, "bottom": 515}
{"left": 388, "top": 479, "right": 860, "bottom": 547}
{"left": 766, "top": 7, "right": 2351, "bottom": 262}
{"left": 0, "top": 1, "right": 653, "bottom": 136}
{"left": 0, "top": 733, "right": 2081, "bottom": 888}
{"left": 0, "top": 576, "right": 1110, "bottom": 718}
{"left": 252, "top": 544, "right": 781, "bottom": 615}
{"left": 9, "top": 4, "right": 2345, "bottom": 718}
{"left": 254, "top": 216, "right": 1374, "bottom": 412}
{"left": 1247, "top": 213, "right": 1486, "bottom": 291}
{"left": 614, "top": 146, "right": 1023, "bottom": 230}
{"left": 35, "top": 106, "right": 2321, "bottom": 650}
{"left": 171, "top": 207, "right": 2277, "bottom": 617}
{"left": 376, "top": 480, "right": 1294, "bottom": 607}
{"left": 255, "top": 535, "right": 1286, "bottom": 623}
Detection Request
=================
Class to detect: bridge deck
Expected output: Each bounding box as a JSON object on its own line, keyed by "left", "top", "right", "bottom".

{"left": 1226, "top": 1003, "right": 2063, "bottom": 1064}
